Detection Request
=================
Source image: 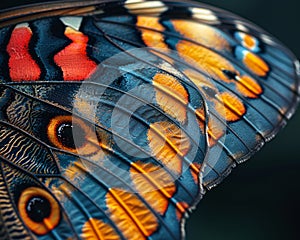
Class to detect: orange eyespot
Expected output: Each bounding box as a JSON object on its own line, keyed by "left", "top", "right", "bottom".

{"left": 47, "top": 115, "right": 100, "bottom": 155}
{"left": 18, "top": 187, "right": 60, "bottom": 235}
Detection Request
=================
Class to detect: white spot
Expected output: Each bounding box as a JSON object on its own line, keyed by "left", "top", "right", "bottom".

{"left": 125, "top": 0, "right": 167, "bottom": 15}
{"left": 242, "top": 48, "right": 249, "bottom": 55}
{"left": 191, "top": 7, "right": 214, "bottom": 16}
{"left": 260, "top": 33, "right": 276, "bottom": 46}
{"left": 190, "top": 7, "right": 219, "bottom": 23}
{"left": 125, "top": 0, "right": 142, "bottom": 3}
{"left": 234, "top": 22, "right": 248, "bottom": 32}
{"left": 60, "top": 17, "right": 83, "bottom": 31}
{"left": 15, "top": 22, "right": 29, "bottom": 29}
{"left": 159, "top": 61, "right": 184, "bottom": 79}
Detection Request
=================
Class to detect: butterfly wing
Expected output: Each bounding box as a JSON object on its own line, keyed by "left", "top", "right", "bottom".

{"left": 0, "top": 0, "right": 298, "bottom": 239}
{"left": 116, "top": 0, "right": 299, "bottom": 188}
{"left": 0, "top": 2, "right": 206, "bottom": 239}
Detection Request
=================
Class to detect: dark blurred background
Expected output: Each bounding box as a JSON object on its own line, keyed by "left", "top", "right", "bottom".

{"left": 187, "top": 1, "right": 300, "bottom": 240}
{"left": 0, "top": 0, "right": 299, "bottom": 239}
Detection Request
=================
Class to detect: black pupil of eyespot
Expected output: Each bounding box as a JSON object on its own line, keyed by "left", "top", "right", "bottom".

{"left": 26, "top": 196, "right": 51, "bottom": 223}
{"left": 222, "top": 69, "right": 237, "bottom": 79}
{"left": 57, "top": 122, "right": 86, "bottom": 149}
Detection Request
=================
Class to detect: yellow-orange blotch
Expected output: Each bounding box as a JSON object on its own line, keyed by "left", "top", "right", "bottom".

{"left": 137, "top": 16, "right": 169, "bottom": 50}
{"left": 148, "top": 121, "right": 190, "bottom": 175}
{"left": 153, "top": 73, "right": 189, "bottom": 123}
{"left": 44, "top": 179, "right": 66, "bottom": 204}
{"left": 106, "top": 188, "right": 158, "bottom": 240}
{"left": 176, "top": 202, "right": 189, "bottom": 220}
{"left": 81, "top": 218, "right": 120, "bottom": 240}
{"left": 190, "top": 163, "right": 201, "bottom": 184}
{"left": 183, "top": 69, "right": 226, "bottom": 145}
{"left": 207, "top": 116, "right": 226, "bottom": 146}
{"left": 195, "top": 108, "right": 225, "bottom": 147}
{"left": 208, "top": 117, "right": 225, "bottom": 147}
{"left": 171, "top": 20, "right": 230, "bottom": 51}
{"left": 243, "top": 34, "right": 256, "bottom": 49}
{"left": 182, "top": 69, "right": 227, "bottom": 145}
{"left": 215, "top": 92, "right": 246, "bottom": 122}
{"left": 130, "top": 161, "right": 176, "bottom": 215}
{"left": 176, "top": 40, "right": 237, "bottom": 82}
{"left": 243, "top": 51, "right": 269, "bottom": 77}
{"left": 64, "top": 161, "right": 86, "bottom": 185}
{"left": 236, "top": 75, "right": 263, "bottom": 98}
{"left": 184, "top": 68, "right": 216, "bottom": 95}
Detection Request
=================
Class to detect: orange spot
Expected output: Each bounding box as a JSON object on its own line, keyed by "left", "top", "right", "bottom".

{"left": 196, "top": 108, "right": 225, "bottom": 146}
{"left": 194, "top": 108, "right": 207, "bottom": 136}
{"left": 216, "top": 92, "right": 246, "bottom": 122}
{"left": 81, "top": 218, "right": 120, "bottom": 240}
{"left": 63, "top": 161, "right": 87, "bottom": 186}
{"left": 137, "top": 16, "right": 169, "bottom": 50}
{"left": 153, "top": 73, "right": 189, "bottom": 123}
{"left": 73, "top": 96, "right": 98, "bottom": 119}
{"left": 171, "top": 20, "right": 230, "bottom": 51}
{"left": 176, "top": 40, "right": 237, "bottom": 82}
{"left": 207, "top": 116, "right": 226, "bottom": 145}
{"left": 45, "top": 179, "right": 66, "bottom": 204}
{"left": 195, "top": 107, "right": 206, "bottom": 124}
{"left": 106, "top": 188, "right": 158, "bottom": 240}
{"left": 184, "top": 68, "right": 217, "bottom": 98}
{"left": 236, "top": 75, "right": 263, "bottom": 98}
{"left": 7, "top": 26, "right": 41, "bottom": 81}
{"left": 182, "top": 70, "right": 227, "bottom": 145}
{"left": 18, "top": 187, "right": 60, "bottom": 235}
{"left": 147, "top": 121, "right": 190, "bottom": 175}
{"left": 244, "top": 34, "right": 256, "bottom": 49}
{"left": 190, "top": 163, "right": 201, "bottom": 184}
{"left": 130, "top": 161, "right": 176, "bottom": 215}
{"left": 184, "top": 68, "right": 213, "bottom": 84}
{"left": 243, "top": 51, "right": 269, "bottom": 77}
{"left": 176, "top": 202, "right": 189, "bottom": 220}
{"left": 54, "top": 27, "right": 97, "bottom": 81}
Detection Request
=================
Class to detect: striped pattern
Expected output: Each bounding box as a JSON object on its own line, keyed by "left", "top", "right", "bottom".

{"left": 0, "top": 165, "right": 32, "bottom": 239}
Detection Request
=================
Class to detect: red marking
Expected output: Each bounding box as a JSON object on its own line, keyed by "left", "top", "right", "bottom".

{"left": 7, "top": 26, "right": 41, "bottom": 81}
{"left": 54, "top": 27, "right": 97, "bottom": 81}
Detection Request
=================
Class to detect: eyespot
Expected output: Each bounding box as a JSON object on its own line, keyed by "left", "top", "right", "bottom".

{"left": 18, "top": 187, "right": 60, "bottom": 235}
{"left": 47, "top": 115, "right": 100, "bottom": 155}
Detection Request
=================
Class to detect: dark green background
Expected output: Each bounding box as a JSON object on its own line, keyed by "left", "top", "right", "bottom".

{"left": 186, "top": 1, "right": 300, "bottom": 240}
{"left": 0, "top": 1, "right": 299, "bottom": 239}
